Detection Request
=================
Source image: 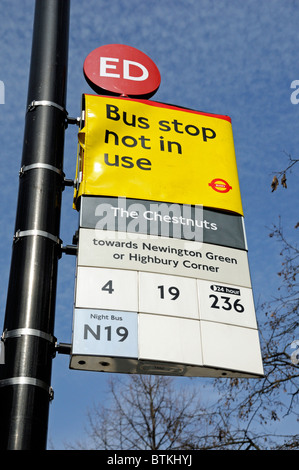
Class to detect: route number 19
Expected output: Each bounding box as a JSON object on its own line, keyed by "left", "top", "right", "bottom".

{"left": 158, "top": 285, "right": 180, "bottom": 300}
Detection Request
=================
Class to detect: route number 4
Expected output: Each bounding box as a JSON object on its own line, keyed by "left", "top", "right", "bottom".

{"left": 102, "top": 280, "right": 114, "bottom": 294}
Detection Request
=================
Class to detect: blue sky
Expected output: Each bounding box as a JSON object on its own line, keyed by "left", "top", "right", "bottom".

{"left": 1, "top": 0, "right": 299, "bottom": 449}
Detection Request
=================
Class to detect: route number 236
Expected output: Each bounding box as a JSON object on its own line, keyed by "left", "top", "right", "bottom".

{"left": 209, "top": 294, "right": 244, "bottom": 313}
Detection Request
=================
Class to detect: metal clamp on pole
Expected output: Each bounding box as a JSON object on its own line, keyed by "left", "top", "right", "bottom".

{"left": 0, "top": 336, "right": 4, "bottom": 365}
{"left": 14, "top": 229, "right": 62, "bottom": 246}
{"left": 27, "top": 99, "right": 67, "bottom": 115}
{"left": 19, "top": 163, "right": 63, "bottom": 177}
{"left": 1, "top": 329, "right": 55, "bottom": 398}
{"left": 18, "top": 163, "right": 75, "bottom": 191}
{"left": 0, "top": 377, "right": 54, "bottom": 401}
{"left": 27, "top": 101, "right": 80, "bottom": 129}
{"left": 2, "top": 328, "right": 55, "bottom": 344}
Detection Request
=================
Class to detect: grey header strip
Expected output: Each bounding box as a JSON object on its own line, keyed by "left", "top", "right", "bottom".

{"left": 79, "top": 196, "right": 247, "bottom": 251}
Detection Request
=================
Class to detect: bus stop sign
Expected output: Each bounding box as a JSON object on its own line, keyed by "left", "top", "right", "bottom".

{"left": 83, "top": 44, "right": 161, "bottom": 98}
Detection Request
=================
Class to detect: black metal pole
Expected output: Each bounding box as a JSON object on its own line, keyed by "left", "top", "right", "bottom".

{"left": 0, "top": 0, "right": 70, "bottom": 450}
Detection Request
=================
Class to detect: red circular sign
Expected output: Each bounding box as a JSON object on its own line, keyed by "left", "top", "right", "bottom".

{"left": 83, "top": 44, "right": 161, "bottom": 98}
{"left": 209, "top": 178, "right": 232, "bottom": 193}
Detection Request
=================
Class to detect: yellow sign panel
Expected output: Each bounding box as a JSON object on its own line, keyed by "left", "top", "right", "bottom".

{"left": 74, "top": 94, "right": 243, "bottom": 215}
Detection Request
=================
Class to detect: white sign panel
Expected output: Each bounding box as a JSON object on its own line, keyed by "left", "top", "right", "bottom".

{"left": 200, "top": 321, "right": 263, "bottom": 374}
{"left": 71, "top": 265, "right": 264, "bottom": 377}
{"left": 77, "top": 228, "right": 252, "bottom": 287}
{"left": 70, "top": 202, "right": 263, "bottom": 378}
{"left": 139, "top": 272, "right": 199, "bottom": 319}
{"left": 138, "top": 314, "right": 203, "bottom": 367}
{"left": 71, "top": 306, "right": 263, "bottom": 377}
{"left": 197, "top": 280, "right": 257, "bottom": 329}
{"left": 72, "top": 308, "right": 138, "bottom": 359}
{"left": 75, "top": 266, "right": 138, "bottom": 312}
{"left": 74, "top": 267, "right": 257, "bottom": 328}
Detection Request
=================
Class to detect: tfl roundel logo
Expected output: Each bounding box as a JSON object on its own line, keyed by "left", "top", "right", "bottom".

{"left": 209, "top": 178, "right": 232, "bottom": 193}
